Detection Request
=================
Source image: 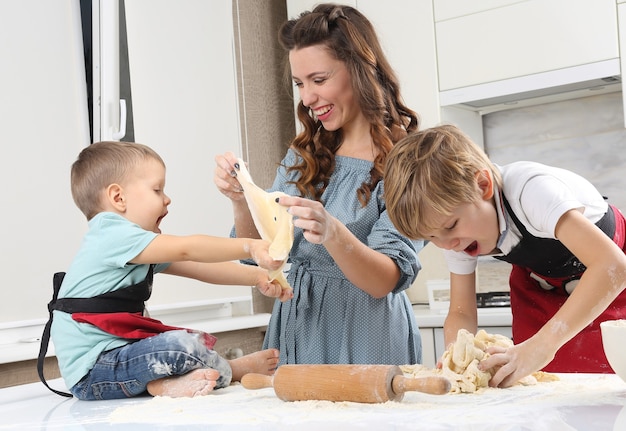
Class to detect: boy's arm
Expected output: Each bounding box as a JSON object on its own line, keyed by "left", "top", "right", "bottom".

{"left": 484, "top": 209, "right": 626, "bottom": 387}
{"left": 443, "top": 272, "right": 479, "bottom": 347}
{"left": 130, "top": 234, "right": 282, "bottom": 271}
{"left": 163, "top": 261, "right": 292, "bottom": 302}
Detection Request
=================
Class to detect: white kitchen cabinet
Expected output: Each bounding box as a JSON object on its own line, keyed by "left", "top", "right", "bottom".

{"left": 433, "top": 0, "right": 522, "bottom": 22}
{"left": 436, "top": 0, "right": 619, "bottom": 92}
{"left": 419, "top": 328, "right": 437, "bottom": 368}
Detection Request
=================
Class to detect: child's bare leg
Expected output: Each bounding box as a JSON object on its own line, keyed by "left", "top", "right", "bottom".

{"left": 146, "top": 368, "right": 220, "bottom": 397}
{"left": 230, "top": 348, "right": 279, "bottom": 382}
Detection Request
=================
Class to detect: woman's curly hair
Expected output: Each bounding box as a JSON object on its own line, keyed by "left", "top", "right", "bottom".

{"left": 279, "top": 3, "right": 419, "bottom": 206}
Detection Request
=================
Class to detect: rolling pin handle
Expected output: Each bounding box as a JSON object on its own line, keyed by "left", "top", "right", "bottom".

{"left": 241, "top": 373, "right": 274, "bottom": 390}
{"left": 391, "top": 375, "right": 451, "bottom": 396}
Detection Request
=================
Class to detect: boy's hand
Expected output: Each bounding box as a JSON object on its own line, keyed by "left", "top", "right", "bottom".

{"left": 248, "top": 239, "right": 284, "bottom": 271}
{"left": 479, "top": 338, "right": 554, "bottom": 388}
{"left": 255, "top": 276, "right": 293, "bottom": 302}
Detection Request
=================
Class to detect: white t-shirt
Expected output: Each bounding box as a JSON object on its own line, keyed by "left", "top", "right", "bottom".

{"left": 445, "top": 161, "right": 608, "bottom": 275}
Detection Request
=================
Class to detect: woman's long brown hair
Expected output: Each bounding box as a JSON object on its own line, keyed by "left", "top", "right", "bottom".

{"left": 279, "top": 3, "right": 419, "bottom": 206}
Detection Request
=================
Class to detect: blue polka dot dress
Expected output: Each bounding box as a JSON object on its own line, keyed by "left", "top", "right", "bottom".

{"left": 262, "top": 149, "right": 424, "bottom": 366}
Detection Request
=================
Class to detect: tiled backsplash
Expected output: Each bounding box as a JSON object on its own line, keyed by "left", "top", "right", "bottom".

{"left": 483, "top": 91, "right": 626, "bottom": 213}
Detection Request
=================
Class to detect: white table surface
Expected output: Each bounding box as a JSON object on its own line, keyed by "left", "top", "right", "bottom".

{"left": 1, "top": 373, "right": 625, "bottom": 430}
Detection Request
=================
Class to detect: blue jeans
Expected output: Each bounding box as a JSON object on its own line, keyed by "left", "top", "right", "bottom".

{"left": 70, "top": 330, "right": 231, "bottom": 400}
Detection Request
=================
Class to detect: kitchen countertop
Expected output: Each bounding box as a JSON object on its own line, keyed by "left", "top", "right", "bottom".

{"left": 413, "top": 304, "right": 512, "bottom": 328}
{"left": 2, "top": 374, "right": 625, "bottom": 430}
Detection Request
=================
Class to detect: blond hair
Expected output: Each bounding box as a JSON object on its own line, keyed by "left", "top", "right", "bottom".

{"left": 70, "top": 141, "right": 164, "bottom": 220}
{"left": 384, "top": 125, "right": 502, "bottom": 239}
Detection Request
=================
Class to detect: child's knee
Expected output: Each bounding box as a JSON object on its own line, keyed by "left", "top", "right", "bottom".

{"left": 161, "top": 330, "right": 209, "bottom": 356}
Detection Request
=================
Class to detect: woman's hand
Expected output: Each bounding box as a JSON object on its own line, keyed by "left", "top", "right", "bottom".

{"left": 214, "top": 152, "right": 246, "bottom": 201}
{"left": 277, "top": 195, "right": 337, "bottom": 244}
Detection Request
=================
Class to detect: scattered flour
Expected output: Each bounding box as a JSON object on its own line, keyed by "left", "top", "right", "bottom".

{"left": 108, "top": 374, "right": 626, "bottom": 429}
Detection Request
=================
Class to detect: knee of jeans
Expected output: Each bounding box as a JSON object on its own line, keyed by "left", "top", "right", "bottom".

{"left": 145, "top": 331, "right": 233, "bottom": 382}
{"left": 167, "top": 331, "right": 209, "bottom": 353}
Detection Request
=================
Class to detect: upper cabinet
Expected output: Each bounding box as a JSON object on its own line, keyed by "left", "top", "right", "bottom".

{"left": 434, "top": 0, "right": 523, "bottom": 22}
{"left": 435, "top": 0, "right": 619, "bottom": 108}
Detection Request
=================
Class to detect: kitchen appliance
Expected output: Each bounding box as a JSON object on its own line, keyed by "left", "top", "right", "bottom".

{"left": 476, "top": 291, "right": 511, "bottom": 308}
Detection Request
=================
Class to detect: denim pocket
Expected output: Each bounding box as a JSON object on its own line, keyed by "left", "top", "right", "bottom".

{"left": 91, "top": 379, "right": 145, "bottom": 400}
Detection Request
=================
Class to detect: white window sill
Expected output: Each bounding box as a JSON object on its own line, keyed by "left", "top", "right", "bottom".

{"left": 0, "top": 297, "right": 272, "bottom": 364}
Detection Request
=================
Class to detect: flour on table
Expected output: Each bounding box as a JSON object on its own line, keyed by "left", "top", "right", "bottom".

{"left": 107, "top": 374, "right": 623, "bottom": 428}
{"left": 401, "top": 329, "right": 559, "bottom": 393}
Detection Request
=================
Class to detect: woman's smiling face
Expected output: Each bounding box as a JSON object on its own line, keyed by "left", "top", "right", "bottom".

{"left": 289, "top": 44, "right": 362, "bottom": 132}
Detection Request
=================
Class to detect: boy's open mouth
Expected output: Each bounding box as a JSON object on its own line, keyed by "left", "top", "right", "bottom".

{"left": 464, "top": 241, "right": 478, "bottom": 256}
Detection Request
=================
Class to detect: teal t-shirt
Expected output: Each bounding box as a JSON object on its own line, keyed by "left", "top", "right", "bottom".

{"left": 51, "top": 212, "right": 169, "bottom": 388}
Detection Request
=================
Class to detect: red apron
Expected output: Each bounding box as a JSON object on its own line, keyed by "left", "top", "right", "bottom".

{"left": 499, "top": 202, "right": 626, "bottom": 373}
{"left": 71, "top": 312, "right": 217, "bottom": 349}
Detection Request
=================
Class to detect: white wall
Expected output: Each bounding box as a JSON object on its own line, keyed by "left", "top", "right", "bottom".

{"left": 0, "top": 0, "right": 89, "bottom": 324}
{"left": 122, "top": 0, "right": 249, "bottom": 305}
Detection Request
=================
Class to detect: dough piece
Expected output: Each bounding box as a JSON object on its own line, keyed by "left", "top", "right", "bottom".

{"left": 235, "top": 158, "right": 293, "bottom": 293}
{"left": 401, "top": 329, "right": 559, "bottom": 393}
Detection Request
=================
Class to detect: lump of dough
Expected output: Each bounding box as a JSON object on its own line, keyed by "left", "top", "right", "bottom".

{"left": 235, "top": 158, "right": 294, "bottom": 293}
{"left": 401, "top": 329, "right": 559, "bottom": 394}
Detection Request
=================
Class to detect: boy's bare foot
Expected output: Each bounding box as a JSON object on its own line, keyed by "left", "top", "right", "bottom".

{"left": 230, "top": 348, "right": 279, "bottom": 381}
{"left": 146, "top": 368, "right": 219, "bottom": 397}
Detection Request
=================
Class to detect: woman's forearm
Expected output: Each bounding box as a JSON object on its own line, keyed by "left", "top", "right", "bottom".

{"left": 323, "top": 221, "right": 400, "bottom": 298}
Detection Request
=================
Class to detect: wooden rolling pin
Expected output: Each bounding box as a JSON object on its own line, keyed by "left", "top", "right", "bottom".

{"left": 241, "top": 364, "right": 451, "bottom": 403}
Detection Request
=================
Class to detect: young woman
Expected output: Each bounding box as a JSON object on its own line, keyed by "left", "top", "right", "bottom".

{"left": 214, "top": 3, "right": 424, "bottom": 366}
